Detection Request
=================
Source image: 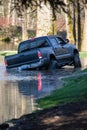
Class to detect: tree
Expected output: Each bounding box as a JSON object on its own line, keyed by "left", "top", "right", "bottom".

{"left": 21, "top": 7, "right": 28, "bottom": 40}
{"left": 72, "top": 0, "right": 82, "bottom": 50}
{"left": 64, "top": 0, "right": 74, "bottom": 44}
{"left": 81, "top": 0, "right": 87, "bottom": 51}
{"left": 13, "top": 0, "right": 66, "bottom": 20}
{"left": 13, "top": 0, "right": 66, "bottom": 39}
{"left": 11, "top": 0, "right": 87, "bottom": 51}
{"left": 77, "top": 0, "right": 81, "bottom": 50}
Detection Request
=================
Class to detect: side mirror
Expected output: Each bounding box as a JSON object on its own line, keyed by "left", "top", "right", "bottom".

{"left": 65, "top": 39, "right": 69, "bottom": 43}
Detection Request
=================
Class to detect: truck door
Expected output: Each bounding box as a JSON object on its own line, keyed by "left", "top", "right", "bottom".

{"left": 50, "top": 38, "right": 64, "bottom": 59}
{"left": 56, "top": 37, "right": 71, "bottom": 59}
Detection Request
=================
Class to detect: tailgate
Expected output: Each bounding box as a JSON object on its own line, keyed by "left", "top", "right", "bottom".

{"left": 5, "top": 49, "right": 39, "bottom": 68}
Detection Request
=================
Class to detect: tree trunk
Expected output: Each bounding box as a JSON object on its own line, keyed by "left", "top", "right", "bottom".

{"left": 81, "top": 4, "right": 87, "bottom": 51}
{"left": 36, "top": 2, "right": 52, "bottom": 36}
{"left": 64, "top": 0, "right": 74, "bottom": 44}
{"left": 22, "top": 9, "right": 28, "bottom": 41}
{"left": 76, "top": 0, "right": 81, "bottom": 51}
{"left": 73, "top": 0, "right": 81, "bottom": 50}
{"left": 72, "top": 1, "right": 77, "bottom": 46}
{"left": 3, "top": 0, "right": 10, "bottom": 25}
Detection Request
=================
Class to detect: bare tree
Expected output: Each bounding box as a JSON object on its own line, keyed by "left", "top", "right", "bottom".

{"left": 11, "top": 0, "right": 87, "bottom": 51}
{"left": 13, "top": 0, "right": 66, "bottom": 19}
{"left": 72, "top": 0, "right": 81, "bottom": 50}
{"left": 22, "top": 8, "right": 28, "bottom": 40}
{"left": 82, "top": 0, "right": 87, "bottom": 51}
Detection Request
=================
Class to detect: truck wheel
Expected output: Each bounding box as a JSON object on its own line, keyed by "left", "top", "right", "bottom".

{"left": 49, "top": 60, "right": 58, "bottom": 70}
{"left": 73, "top": 53, "right": 81, "bottom": 68}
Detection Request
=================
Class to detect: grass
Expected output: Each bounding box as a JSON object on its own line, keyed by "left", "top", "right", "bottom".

{"left": 79, "top": 51, "right": 87, "bottom": 58}
{"left": 0, "top": 51, "right": 17, "bottom": 56}
{"left": 37, "top": 74, "right": 87, "bottom": 109}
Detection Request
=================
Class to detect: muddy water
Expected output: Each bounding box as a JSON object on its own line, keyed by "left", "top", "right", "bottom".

{"left": 0, "top": 57, "right": 87, "bottom": 124}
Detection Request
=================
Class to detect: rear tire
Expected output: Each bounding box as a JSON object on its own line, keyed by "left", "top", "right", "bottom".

{"left": 73, "top": 53, "right": 81, "bottom": 68}
{"left": 49, "top": 60, "right": 58, "bottom": 70}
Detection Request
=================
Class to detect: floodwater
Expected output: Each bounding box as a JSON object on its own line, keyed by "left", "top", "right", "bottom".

{"left": 0, "top": 56, "right": 87, "bottom": 124}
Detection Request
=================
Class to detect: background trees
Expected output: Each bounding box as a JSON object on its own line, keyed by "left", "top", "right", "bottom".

{"left": 0, "top": 0, "right": 87, "bottom": 51}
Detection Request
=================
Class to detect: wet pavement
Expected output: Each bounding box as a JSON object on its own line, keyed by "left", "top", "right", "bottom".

{"left": 0, "top": 56, "right": 87, "bottom": 124}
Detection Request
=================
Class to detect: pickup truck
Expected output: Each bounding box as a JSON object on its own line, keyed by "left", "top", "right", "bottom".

{"left": 4, "top": 35, "right": 81, "bottom": 70}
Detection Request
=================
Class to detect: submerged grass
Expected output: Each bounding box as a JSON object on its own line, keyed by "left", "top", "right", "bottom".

{"left": 37, "top": 74, "right": 87, "bottom": 109}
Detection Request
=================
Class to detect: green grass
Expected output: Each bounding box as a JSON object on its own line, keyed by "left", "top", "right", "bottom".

{"left": 37, "top": 75, "right": 87, "bottom": 109}
{"left": 79, "top": 51, "right": 87, "bottom": 58}
{"left": 0, "top": 51, "right": 17, "bottom": 56}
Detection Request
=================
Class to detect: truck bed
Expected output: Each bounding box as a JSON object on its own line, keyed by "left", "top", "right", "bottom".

{"left": 5, "top": 49, "right": 39, "bottom": 69}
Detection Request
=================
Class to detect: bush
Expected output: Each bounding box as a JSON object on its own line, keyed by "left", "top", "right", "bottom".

{"left": 2, "top": 37, "right": 11, "bottom": 43}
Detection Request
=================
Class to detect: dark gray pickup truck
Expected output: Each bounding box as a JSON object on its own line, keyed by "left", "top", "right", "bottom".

{"left": 4, "top": 35, "right": 81, "bottom": 70}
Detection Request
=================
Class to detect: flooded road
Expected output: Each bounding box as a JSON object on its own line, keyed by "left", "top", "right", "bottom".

{"left": 0, "top": 56, "right": 87, "bottom": 124}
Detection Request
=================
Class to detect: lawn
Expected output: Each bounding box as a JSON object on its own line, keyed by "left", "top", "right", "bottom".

{"left": 0, "top": 51, "right": 17, "bottom": 56}
{"left": 79, "top": 51, "right": 87, "bottom": 58}
{"left": 37, "top": 73, "right": 87, "bottom": 109}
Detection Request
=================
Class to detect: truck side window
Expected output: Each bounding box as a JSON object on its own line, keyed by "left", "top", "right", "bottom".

{"left": 43, "top": 41, "right": 50, "bottom": 47}
{"left": 56, "top": 37, "right": 66, "bottom": 45}
{"left": 50, "top": 38, "right": 58, "bottom": 46}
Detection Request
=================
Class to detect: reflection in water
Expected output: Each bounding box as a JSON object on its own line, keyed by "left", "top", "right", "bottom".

{"left": 0, "top": 80, "right": 37, "bottom": 123}
{"left": 0, "top": 69, "right": 64, "bottom": 124}
{"left": 38, "top": 73, "right": 42, "bottom": 92}
{"left": 18, "top": 72, "right": 63, "bottom": 98}
{"left": 0, "top": 57, "right": 87, "bottom": 124}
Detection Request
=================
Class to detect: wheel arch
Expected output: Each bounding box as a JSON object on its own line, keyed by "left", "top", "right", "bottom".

{"left": 49, "top": 54, "right": 56, "bottom": 60}
{"left": 73, "top": 49, "right": 79, "bottom": 55}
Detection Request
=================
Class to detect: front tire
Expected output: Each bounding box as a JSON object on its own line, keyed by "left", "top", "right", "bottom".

{"left": 73, "top": 53, "right": 81, "bottom": 68}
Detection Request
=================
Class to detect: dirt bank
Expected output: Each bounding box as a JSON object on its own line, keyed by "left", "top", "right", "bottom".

{"left": 0, "top": 101, "right": 87, "bottom": 130}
